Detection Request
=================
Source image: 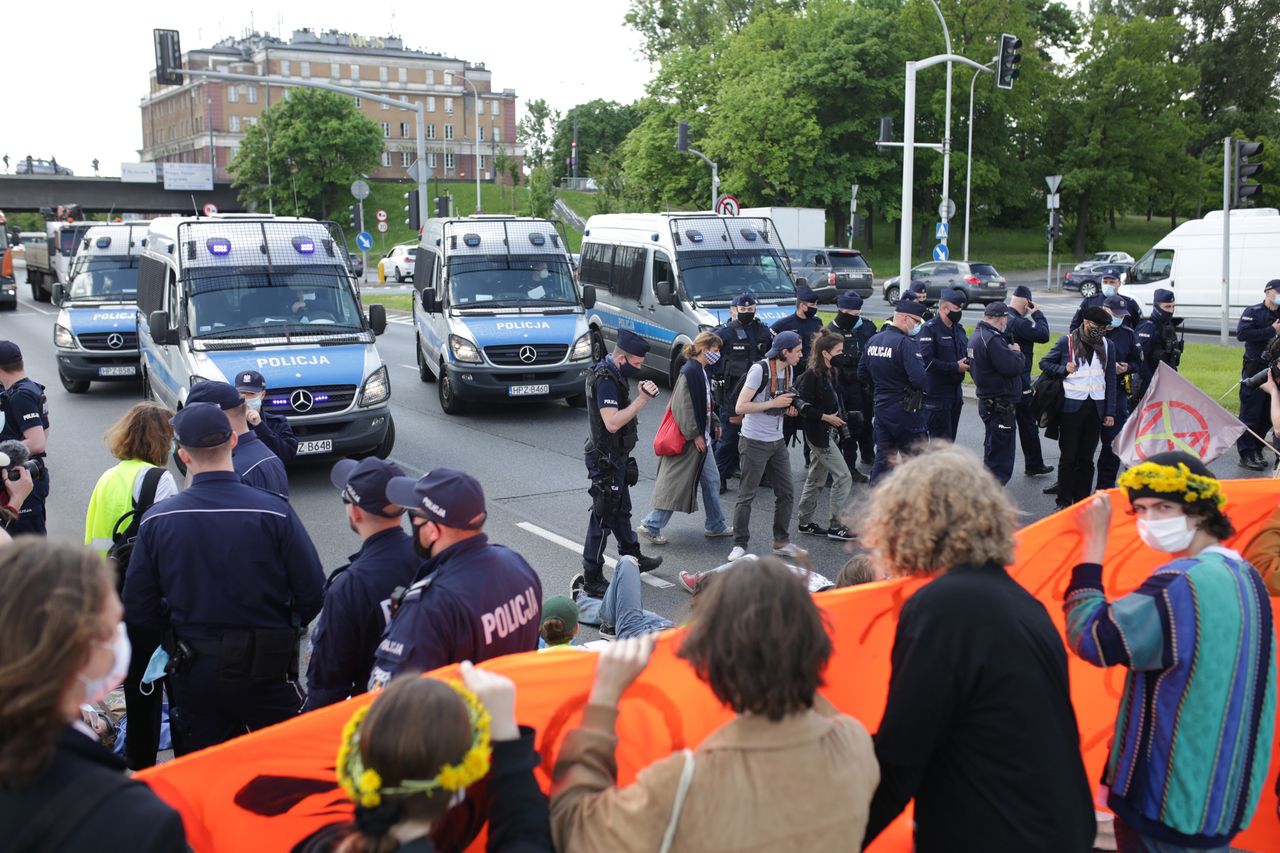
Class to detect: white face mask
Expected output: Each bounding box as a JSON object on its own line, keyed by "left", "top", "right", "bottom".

{"left": 244, "top": 396, "right": 262, "bottom": 412}
{"left": 79, "top": 622, "right": 131, "bottom": 706}
{"left": 1136, "top": 515, "right": 1196, "bottom": 553}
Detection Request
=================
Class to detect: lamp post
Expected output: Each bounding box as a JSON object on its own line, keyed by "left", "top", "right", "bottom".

{"left": 962, "top": 59, "right": 996, "bottom": 260}
{"left": 927, "top": 0, "right": 954, "bottom": 234}
{"left": 459, "top": 76, "right": 483, "bottom": 213}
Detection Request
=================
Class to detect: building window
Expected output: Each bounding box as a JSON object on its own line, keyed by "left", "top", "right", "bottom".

{"left": 401, "top": 152, "right": 411, "bottom": 167}
{"left": 426, "top": 124, "right": 436, "bottom": 140}
{"left": 246, "top": 117, "right": 257, "bottom": 127}
{"left": 493, "top": 127, "right": 500, "bottom": 142}
{"left": 300, "top": 61, "right": 311, "bottom": 77}
{"left": 381, "top": 151, "right": 390, "bottom": 167}
{"left": 427, "top": 153, "right": 437, "bottom": 168}
{"left": 479, "top": 154, "right": 486, "bottom": 170}
{"left": 492, "top": 100, "right": 500, "bottom": 116}
{"left": 355, "top": 96, "right": 362, "bottom": 108}
{"left": 478, "top": 126, "right": 484, "bottom": 141}
{"left": 256, "top": 63, "right": 264, "bottom": 76}
{"left": 427, "top": 69, "right": 435, "bottom": 85}
{"left": 281, "top": 59, "right": 291, "bottom": 75}
{"left": 445, "top": 71, "right": 453, "bottom": 86}
{"left": 444, "top": 124, "right": 454, "bottom": 140}
{"left": 379, "top": 66, "right": 389, "bottom": 82}
{"left": 427, "top": 96, "right": 436, "bottom": 112}
{"left": 445, "top": 153, "right": 455, "bottom": 169}
{"left": 398, "top": 67, "right": 408, "bottom": 83}
{"left": 400, "top": 122, "right": 409, "bottom": 137}
{"left": 331, "top": 63, "right": 340, "bottom": 79}
{"left": 445, "top": 98, "right": 454, "bottom": 114}
{"left": 247, "top": 86, "right": 257, "bottom": 104}
{"left": 229, "top": 115, "right": 240, "bottom": 132}
{"left": 228, "top": 85, "right": 238, "bottom": 103}
{"left": 381, "top": 122, "right": 390, "bottom": 138}
{"left": 399, "top": 94, "right": 409, "bottom": 109}
{"left": 350, "top": 63, "right": 360, "bottom": 79}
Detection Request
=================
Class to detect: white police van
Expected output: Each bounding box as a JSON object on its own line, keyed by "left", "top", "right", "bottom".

{"left": 579, "top": 213, "right": 803, "bottom": 385}
{"left": 412, "top": 216, "right": 593, "bottom": 414}
{"left": 136, "top": 214, "right": 395, "bottom": 459}
{"left": 51, "top": 222, "right": 150, "bottom": 393}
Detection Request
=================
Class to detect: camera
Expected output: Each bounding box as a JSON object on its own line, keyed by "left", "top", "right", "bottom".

{"left": 0, "top": 440, "right": 45, "bottom": 482}
{"left": 1244, "top": 365, "right": 1280, "bottom": 390}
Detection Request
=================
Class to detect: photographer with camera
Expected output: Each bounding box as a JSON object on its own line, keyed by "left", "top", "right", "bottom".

{"left": 0, "top": 342, "right": 49, "bottom": 535}
{"left": 795, "top": 330, "right": 858, "bottom": 542}
{"left": 1235, "top": 280, "right": 1280, "bottom": 471}
{"left": 1134, "top": 289, "right": 1183, "bottom": 398}
{"left": 0, "top": 461, "right": 35, "bottom": 543}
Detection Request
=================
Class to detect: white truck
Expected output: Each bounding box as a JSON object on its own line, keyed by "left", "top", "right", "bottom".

{"left": 24, "top": 217, "right": 94, "bottom": 302}
{"left": 738, "top": 207, "right": 826, "bottom": 250}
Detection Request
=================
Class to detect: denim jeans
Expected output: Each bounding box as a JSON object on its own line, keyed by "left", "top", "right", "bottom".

{"left": 641, "top": 450, "right": 728, "bottom": 534}
{"left": 600, "top": 556, "right": 674, "bottom": 638}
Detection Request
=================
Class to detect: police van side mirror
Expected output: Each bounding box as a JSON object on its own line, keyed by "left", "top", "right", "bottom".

{"left": 148, "top": 310, "right": 174, "bottom": 346}
{"left": 368, "top": 304, "right": 387, "bottom": 335}
{"left": 51, "top": 283, "right": 65, "bottom": 305}
{"left": 420, "top": 288, "right": 441, "bottom": 313}
{"left": 581, "top": 284, "right": 596, "bottom": 310}
{"left": 655, "top": 278, "right": 677, "bottom": 306}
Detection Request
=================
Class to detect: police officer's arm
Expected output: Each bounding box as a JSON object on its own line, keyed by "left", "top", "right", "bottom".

{"left": 257, "top": 414, "right": 299, "bottom": 463}
{"left": 1237, "top": 309, "right": 1280, "bottom": 342}
{"left": 597, "top": 376, "right": 657, "bottom": 433}
{"left": 121, "top": 521, "right": 165, "bottom": 629}
{"left": 1104, "top": 342, "right": 1118, "bottom": 422}
{"left": 1136, "top": 322, "right": 1161, "bottom": 369}
{"left": 1028, "top": 310, "right": 1050, "bottom": 343}
{"left": 856, "top": 345, "right": 871, "bottom": 385}
{"left": 302, "top": 577, "right": 362, "bottom": 710}
{"left": 917, "top": 325, "right": 948, "bottom": 375}
{"left": 901, "top": 340, "right": 928, "bottom": 390}
{"left": 990, "top": 336, "right": 1026, "bottom": 377}
{"left": 280, "top": 508, "right": 326, "bottom": 624}
{"left": 6, "top": 391, "right": 46, "bottom": 455}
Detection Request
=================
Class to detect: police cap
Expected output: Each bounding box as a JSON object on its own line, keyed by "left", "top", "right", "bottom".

{"left": 187, "top": 380, "right": 244, "bottom": 410}
{"left": 615, "top": 329, "right": 650, "bottom": 358}
{"left": 1103, "top": 295, "right": 1129, "bottom": 316}
{"left": 171, "top": 403, "right": 233, "bottom": 449}
{"left": 983, "top": 302, "right": 1009, "bottom": 318}
{"left": 234, "top": 370, "right": 267, "bottom": 392}
{"left": 731, "top": 293, "right": 759, "bottom": 308}
{"left": 940, "top": 288, "right": 966, "bottom": 306}
{"left": 0, "top": 341, "right": 21, "bottom": 367}
{"left": 836, "top": 291, "right": 863, "bottom": 310}
{"left": 1265, "top": 280, "right": 1280, "bottom": 294}
{"left": 767, "top": 330, "right": 802, "bottom": 357}
{"left": 331, "top": 457, "right": 406, "bottom": 517}
{"left": 1154, "top": 289, "right": 1175, "bottom": 304}
{"left": 1012, "top": 285, "right": 1033, "bottom": 299}
{"left": 907, "top": 281, "right": 927, "bottom": 297}
{"left": 795, "top": 285, "right": 818, "bottom": 304}
{"left": 894, "top": 299, "right": 926, "bottom": 318}
{"left": 386, "top": 467, "right": 486, "bottom": 530}
{"left": 1099, "top": 269, "right": 1121, "bottom": 282}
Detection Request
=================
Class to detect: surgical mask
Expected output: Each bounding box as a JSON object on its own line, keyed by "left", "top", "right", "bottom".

{"left": 618, "top": 361, "right": 642, "bottom": 378}
{"left": 140, "top": 646, "right": 169, "bottom": 695}
{"left": 536, "top": 269, "right": 549, "bottom": 280}
{"left": 908, "top": 323, "right": 922, "bottom": 337}
{"left": 945, "top": 309, "right": 962, "bottom": 325}
{"left": 1110, "top": 316, "right": 1123, "bottom": 329}
{"left": 704, "top": 350, "right": 721, "bottom": 366}
{"left": 79, "top": 623, "right": 131, "bottom": 706}
{"left": 1136, "top": 515, "right": 1196, "bottom": 553}
{"left": 1101, "top": 285, "right": 1116, "bottom": 297}
{"left": 245, "top": 396, "right": 262, "bottom": 412}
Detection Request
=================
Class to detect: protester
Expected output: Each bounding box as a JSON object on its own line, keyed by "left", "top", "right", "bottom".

{"left": 834, "top": 554, "right": 879, "bottom": 588}
{"left": 638, "top": 332, "right": 731, "bottom": 544}
{"left": 677, "top": 549, "right": 835, "bottom": 596}
{"left": 860, "top": 445, "right": 1095, "bottom": 851}
{"left": 539, "top": 595, "right": 581, "bottom": 649}
{"left": 794, "top": 329, "right": 856, "bottom": 541}
{"left": 551, "top": 558, "right": 879, "bottom": 850}
{"left": 0, "top": 539, "right": 186, "bottom": 850}
{"left": 1067, "top": 452, "right": 1277, "bottom": 851}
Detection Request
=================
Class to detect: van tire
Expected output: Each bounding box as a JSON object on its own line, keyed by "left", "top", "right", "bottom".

{"left": 669, "top": 354, "right": 686, "bottom": 389}
{"left": 142, "top": 368, "right": 155, "bottom": 401}
{"left": 589, "top": 329, "right": 606, "bottom": 362}
{"left": 416, "top": 335, "right": 436, "bottom": 382}
{"left": 59, "top": 371, "right": 90, "bottom": 394}
{"left": 438, "top": 362, "right": 467, "bottom": 414}
{"left": 372, "top": 417, "right": 396, "bottom": 458}
{"left": 885, "top": 285, "right": 900, "bottom": 304}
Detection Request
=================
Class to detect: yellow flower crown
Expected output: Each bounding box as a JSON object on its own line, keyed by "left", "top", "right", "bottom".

{"left": 336, "top": 679, "right": 493, "bottom": 809}
{"left": 1118, "top": 461, "right": 1226, "bottom": 509}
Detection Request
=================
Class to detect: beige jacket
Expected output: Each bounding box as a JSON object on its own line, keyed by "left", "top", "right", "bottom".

{"left": 550, "top": 697, "right": 879, "bottom": 852}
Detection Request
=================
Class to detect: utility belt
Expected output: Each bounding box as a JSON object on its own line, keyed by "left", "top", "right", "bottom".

{"left": 166, "top": 624, "right": 302, "bottom": 682}
{"left": 587, "top": 452, "right": 637, "bottom": 517}
{"left": 980, "top": 397, "right": 1017, "bottom": 417}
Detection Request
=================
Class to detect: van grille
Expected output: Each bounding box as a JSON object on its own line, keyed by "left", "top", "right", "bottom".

{"left": 264, "top": 384, "right": 357, "bottom": 416}
{"left": 485, "top": 344, "right": 568, "bottom": 367}
{"left": 79, "top": 332, "right": 139, "bottom": 351}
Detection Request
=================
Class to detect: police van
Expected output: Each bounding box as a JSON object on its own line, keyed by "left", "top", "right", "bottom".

{"left": 51, "top": 222, "right": 150, "bottom": 393}
{"left": 136, "top": 214, "right": 395, "bottom": 459}
{"left": 412, "top": 216, "right": 593, "bottom": 414}
{"left": 579, "top": 213, "right": 800, "bottom": 385}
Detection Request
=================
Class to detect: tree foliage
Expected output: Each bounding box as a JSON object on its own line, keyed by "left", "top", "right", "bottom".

{"left": 517, "top": 98, "right": 560, "bottom": 169}
{"left": 549, "top": 99, "right": 644, "bottom": 182}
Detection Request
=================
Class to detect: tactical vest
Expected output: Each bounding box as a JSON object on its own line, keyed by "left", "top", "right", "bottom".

{"left": 827, "top": 321, "right": 862, "bottom": 385}
{"left": 585, "top": 362, "right": 638, "bottom": 459}
{"left": 0, "top": 378, "right": 49, "bottom": 449}
{"left": 722, "top": 320, "right": 771, "bottom": 383}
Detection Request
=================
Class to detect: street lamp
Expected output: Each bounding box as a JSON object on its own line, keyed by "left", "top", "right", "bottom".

{"left": 926, "top": 0, "right": 955, "bottom": 234}
{"left": 459, "top": 76, "right": 483, "bottom": 213}
{"left": 962, "top": 59, "right": 996, "bottom": 260}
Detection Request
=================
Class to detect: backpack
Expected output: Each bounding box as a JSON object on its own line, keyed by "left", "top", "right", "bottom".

{"left": 727, "top": 358, "right": 786, "bottom": 418}
{"left": 107, "top": 467, "right": 165, "bottom": 592}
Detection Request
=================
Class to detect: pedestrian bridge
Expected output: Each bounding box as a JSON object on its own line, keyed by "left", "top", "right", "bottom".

{"left": 0, "top": 174, "right": 244, "bottom": 215}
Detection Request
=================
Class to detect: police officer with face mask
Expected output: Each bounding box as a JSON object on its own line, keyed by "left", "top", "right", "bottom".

{"left": 1007, "top": 286, "right": 1053, "bottom": 477}
{"left": 858, "top": 300, "right": 928, "bottom": 482}
{"left": 826, "top": 291, "right": 875, "bottom": 481}
{"left": 712, "top": 294, "right": 774, "bottom": 490}
{"left": 918, "top": 288, "right": 969, "bottom": 442}
{"left": 1235, "top": 280, "right": 1280, "bottom": 470}
{"left": 1070, "top": 269, "right": 1140, "bottom": 331}
{"left": 969, "top": 302, "right": 1024, "bottom": 485}
{"left": 0, "top": 341, "right": 49, "bottom": 535}
{"left": 771, "top": 284, "right": 823, "bottom": 365}
{"left": 1096, "top": 295, "right": 1142, "bottom": 490}
{"left": 234, "top": 370, "right": 298, "bottom": 463}
{"left": 1135, "top": 288, "right": 1181, "bottom": 397}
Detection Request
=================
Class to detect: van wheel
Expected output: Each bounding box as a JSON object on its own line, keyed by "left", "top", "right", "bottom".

{"left": 669, "top": 354, "right": 686, "bottom": 389}
{"left": 438, "top": 362, "right": 467, "bottom": 414}
{"left": 59, "top": 371, "right": 90, "bottom": 394}
{"left": 29, "top": 272, "right": 44, "bottom": 302}
{"left": 589, "top": 329, "right": 606, "bottom": 362}
{"left": 885, "top": 285, "right": 900, "bottom": 304}
{"left": 1079, "top": 281, "right": 1097, "bottom": 298}
{"left": 416, "top": 335, "right": 435, "bottom": 382}
{"left": 373, "top": 417, "right": 396, "bottom": 458}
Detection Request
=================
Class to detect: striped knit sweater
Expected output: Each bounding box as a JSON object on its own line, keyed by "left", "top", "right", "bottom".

{"left": 1064, "top": 545, "right": 1276, "bottom": 847}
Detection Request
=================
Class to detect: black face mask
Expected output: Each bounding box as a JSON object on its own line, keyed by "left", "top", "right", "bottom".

{"left": 1086, "top": 325, "right": 1106, "bottom": 342}
{"left": 738, "top": 312, "right": 757, "bottom": 325}
{"left": 945, "top": 309, "right": 962, "bottom": 325}
{"left": 796, "top": 305, "right": 811, "bottom": 319}
{"left": 412, "top": 521, "right": 436, "bottom": 560}
{"left": 833, "top": 312, "right": 857, "bottom": 331}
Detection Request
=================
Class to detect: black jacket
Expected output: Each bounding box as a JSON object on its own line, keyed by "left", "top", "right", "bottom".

{"left": 795, "top": 368, "right": 842, "bottom": 448}
{"left": 0, "top": 727, "right": 186, "bottom": 853}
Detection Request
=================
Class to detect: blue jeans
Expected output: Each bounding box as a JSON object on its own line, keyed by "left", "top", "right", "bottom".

{"left": 641, "top": 450, "right": 728, "bottom": 534}
{"left": 601, "top": 557, "right": 674, "bottom": 637}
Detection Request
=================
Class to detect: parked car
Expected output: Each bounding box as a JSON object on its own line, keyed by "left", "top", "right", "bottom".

{"left": 378, "top": 244, "right": 418, "bottom": 282}
{"left": 789, "top": 247, "right": 874, "bottom": 301}
{"left": 881, "top": 260, "right": 1007, "bottom": 306}
{"left": 348, "top": 252, "right": 365, "bottom": 278}
{"left": 1072, "top": 250, "right": 1134, "bottom": 272}
{"left": 1063, "top": 262, "right": 1131, "bottom": 297}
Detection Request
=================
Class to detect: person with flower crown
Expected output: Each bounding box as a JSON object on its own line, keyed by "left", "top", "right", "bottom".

{"left": 1068, "top": 451, "right": 1277, "bottom": 852}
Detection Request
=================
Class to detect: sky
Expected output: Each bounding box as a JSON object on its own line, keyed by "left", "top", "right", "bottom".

{"left": 0, "top": 0, "right": 653, "bottom": 177}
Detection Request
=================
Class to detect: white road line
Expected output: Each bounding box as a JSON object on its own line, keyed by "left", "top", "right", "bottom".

{"left": 16, "top": 303, "right": 54, "bottom": 316}
{"left": 398, "top": 364, "right": 417, "bottom": 371}
{"left": 515, "top": 520, "right": 675, "bottom": 588}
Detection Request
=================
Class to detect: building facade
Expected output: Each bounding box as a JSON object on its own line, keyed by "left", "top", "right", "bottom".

{"left": 139, "top": 29, "right": 523, "bottom": 184}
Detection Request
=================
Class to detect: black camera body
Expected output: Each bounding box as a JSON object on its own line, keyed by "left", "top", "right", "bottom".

{"left": 1244, "top": 365, "right": 1280, "bottom": 390}
{"left": 0, "top": 440, "right": 45, "bottom": 482}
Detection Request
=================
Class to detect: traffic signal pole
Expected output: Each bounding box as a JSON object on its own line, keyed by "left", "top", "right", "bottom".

{"left": 1223, "top": 137, "right": 1232, "bottom": 345}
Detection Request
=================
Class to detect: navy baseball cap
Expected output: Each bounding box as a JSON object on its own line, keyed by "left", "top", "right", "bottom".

{"left": 1103, "top": 295, "right": 1129, "bottom": 316}
{"left": 187, "top": 380, "right": 244, "bottom": 410}
{"left": 234, "top": 370, "right": 267, "bottom": 392}
{"left": 1265, "top": 280, "right": 1280, "bottom": 294}
{"left": 940, "top": 288, "right": 966, "bottom": 306}
{"left": 895, "top": 299, "right": 926, "bottom": 317}
{"left": 795, "top": 285, "right": 818, "bottom": 304}
{"left": 1099, "top": 269, "right": 1122, "bottom": 281}
{"left": 331, "top": 457, "right": 406, "bottom": 517}
{"left": 1013, "top": 285, "right": 1032, "bottom": 299}
{"left": 731, "top": 293, "right": 759, "bottom": 308}
{"left": 908, "top": 281, "right": 927, "bottom": 296}
{"left": 836, "top": 291, "right": 863, "bottom": 310}
{"left": 0, "top": 341, "right": 21, "bottom": 366}
{"left": 1154, "top": 288, "right": 1175, "bottom": 304}
{"left": 171, "top": 403, "right": 233, "bottom": 448}
{"left": 386, "top": 467, "right": 486, "bottom": 530}
{"left": 767, "top": 330, "right": 803, "bottom": 357}
{"left": 983, "top": 302, "right": 1009, "bottom": 318}
{"left": 615, "top": 328, "right": 650, "bottom": 357}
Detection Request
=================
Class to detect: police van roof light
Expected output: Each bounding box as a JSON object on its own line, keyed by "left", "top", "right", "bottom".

{"left": 528, "top": 233, "right": 546, "bottom": 246}
{"left": 651, "top": 233, "right": 660, "bottom": 241}
{"left": 463, "top": 233, "right": 481, "bottom": 247}
{"left": 206, "top": 238, "right": 232, "bottom": 256}
{"left": 291, "top": 236, "right": 316, "bottom": 255}
{"left": 686, "top": 230, "right": 704, "bottom": 243}
{"left": 739, "top": 228, "right": 758, "bottom": 242}
{"left": 95, "top": 236, "right": 112, "bottom": 249}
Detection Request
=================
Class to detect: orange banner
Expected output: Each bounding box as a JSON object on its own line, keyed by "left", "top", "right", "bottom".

{"left": 138, "top": 480, "right": 1280, "bottom": 852}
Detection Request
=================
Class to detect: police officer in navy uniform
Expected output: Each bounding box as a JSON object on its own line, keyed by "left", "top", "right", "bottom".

{"left": 881, "top": 281, "right": 933, "bottom": 331}
{"left": 858, "top": 300, "right": 928, "bottom": 482}
{"left": 770, "top": 284, "right": 823, "bottom": 365}
{"left": 969, "top": 302, "right": 1025, "bottom": 485}
{"left": 712, "top": 294, "right": 774, "bottom": 490}
{"left": 577, "top": 329, "right": 662, "bottom": 598}
{"left": 1007, "top": 286, "right": 1053, "bottom": 477}
{"left": 122, "top": 403, "right": 324, "bottom": 755}
{"left": 826, "top": 291, "right": 875, "bottom": 481}
{"left": 1096, "top": 295, "right": 1142, "bottom": 490}
{"left": 0, "top": 342, "right": 49, "bottom": 534}
{"left": 302, "top": 457, "right": 416, "bottom": 711}
{"left": 188, "top": 380, "right": 290, "bottom": 498}
{"left": 234, "top": 370, "right": 298, "bottom": 463}
{"left": 918, "top": 288, "right": 969, "bottom": 441}
{"left": 1069, "top": 269, "right": 1139, "bottom": 331}
{"left": 1134, "top": 288, "right": 1181, "bottom": 398}
{"left": 1235, "top": 280, "right": 1280, "bottom": 470}
{"left": 368, "top": 467, "right": 542, "bottom": 687}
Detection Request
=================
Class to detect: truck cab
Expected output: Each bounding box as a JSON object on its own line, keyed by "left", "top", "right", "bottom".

{"left": 29, "top": 215, "right": 94, "bottom": 302}
{"left": 136, "top": 215, "right": 395, "bottom": 459}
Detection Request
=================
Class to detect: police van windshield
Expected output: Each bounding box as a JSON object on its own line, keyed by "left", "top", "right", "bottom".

{"left": 185, "top": 265, "right": 366, "bottom": 338}
{"left": 447, "top": 255, "right": 577, "bottom": 308}
{"left": 68, "top": 258, "right": 139, "bottom": 302}
{"left": 676, "top": 249, "right": 796, "bottom": 303}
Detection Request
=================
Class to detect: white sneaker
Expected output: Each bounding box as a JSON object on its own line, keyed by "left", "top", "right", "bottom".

{"left": 637, "top": 526, "right": 668, "bottom": 546}
{"left": 772, "top": 542, "right": 805, "bottom": 558}
{"left": 727, "top": 545, "right": 747, "bottom": 561}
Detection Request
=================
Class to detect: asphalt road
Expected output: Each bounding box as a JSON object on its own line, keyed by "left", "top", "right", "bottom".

{"left": 5, "top": 269, "right": 1260, "bottom": 636}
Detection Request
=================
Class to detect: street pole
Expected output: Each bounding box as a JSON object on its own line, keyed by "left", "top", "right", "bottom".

{"left": 928, "top": 0, "right": 953, "bottom": 234}
{"left": 963, "top": 61, "right": 995, "bottom": 261}
{"left": 1222, "top": 137, "right": 1232, "bottom": 345}
{"left": 686, "top": 147, "right": 719, "bottom": 211}
{"left": 461, "top": 77, "right": 482, "bottom": 212}
{"left": 572, "top": 114, "right": 578, "bottom": 181}
{"left": 1047, "top": 219, "right": 1053, "bottom": 293}
{"left": 848, "top": 184, "right": 858, "bottom": 250}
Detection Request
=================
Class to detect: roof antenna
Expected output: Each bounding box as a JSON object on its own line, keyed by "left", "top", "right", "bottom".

{"left": 191, "top": 195, "right": 200, "bottom": 217}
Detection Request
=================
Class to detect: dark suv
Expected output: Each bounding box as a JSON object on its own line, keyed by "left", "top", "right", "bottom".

{"left": 881, "top": 260, "right": 1007, "bottom": 306}
{"left": 789, "top": 247, "right": 874, "bottom": 301}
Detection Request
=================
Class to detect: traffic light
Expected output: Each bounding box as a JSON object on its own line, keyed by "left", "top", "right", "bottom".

{"left": 404, "top": 190, "right": 420, "bottom": 231}
{"left": 348, "top": 204, "right": 359, "bottom": 230}
{"left": 996, "top": 33, "right": 1022, "bottom": 90}
{"left": 676, "top": 121, "right": 690, "bottom": 153}
{"left": 878, "top": 117, "right": 894, "bottom": 145}
{"left": 434, "top": 195, "right": 449, "bottom": 217}
{"left": 1235, "top": 139, "right": 1264, "bottom": 206}
{"left": 1046, "top": 211, "right": 1062, "bottom": 241}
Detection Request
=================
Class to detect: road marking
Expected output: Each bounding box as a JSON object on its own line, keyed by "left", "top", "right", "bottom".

{"left": 515, "top": 521, "right": 675, "bottom": 588}
{"left": 387, "top": 315, "right": 414, "bottom": 326}
{"left": 16, "top": 302, "right": 53, "bottom": 316}
{"left": 398, "top": 364, "right": 417, "bottom": 371}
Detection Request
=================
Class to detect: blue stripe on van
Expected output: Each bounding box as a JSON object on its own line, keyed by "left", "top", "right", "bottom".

{"left": 593, "top": 308, "right": 679, "bottom": 343}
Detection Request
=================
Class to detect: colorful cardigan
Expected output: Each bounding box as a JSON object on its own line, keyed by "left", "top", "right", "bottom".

{"left": 1064, "top": 546, "right": 1276, "bottom": 847}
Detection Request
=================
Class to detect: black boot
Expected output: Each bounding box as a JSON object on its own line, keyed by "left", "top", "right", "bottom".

{"left": 637, "top": 554, "right": 664, "bottom": 573}
{"left": 1043, "top": 481, "right": 1060, "bottom": 495}
{"left": 1025, "top": 463, "right": 1054, "bottom": 476}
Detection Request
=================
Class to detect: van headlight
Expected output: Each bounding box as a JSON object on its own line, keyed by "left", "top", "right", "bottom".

{"left": 449, "top": 334, "right": 483, "bottom": 364}
{"left": 54, "top": 324, "right": 75, "bottom": 349}
{"left": 569, "top": 333, "right": 592, "bottom": 361}
{"left": 359, "top": 365, "right": 390, "bottom": 407}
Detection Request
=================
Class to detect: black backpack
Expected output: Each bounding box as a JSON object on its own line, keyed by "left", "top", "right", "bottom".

{"left": 726, "top": 358, "right": 776, "bottom": 418}
{"left": 107, "top": 467, "right": 165, "bottom": 592}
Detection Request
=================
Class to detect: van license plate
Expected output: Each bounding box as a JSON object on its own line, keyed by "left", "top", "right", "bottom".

{"left": 296, "top": 440, "right": 333, "bottom": 455}
{"left": 98, "top": 366, "right": 137, "bottom": 377}
{"left": 509, "top": 384, "right": 550, "bottom": 397}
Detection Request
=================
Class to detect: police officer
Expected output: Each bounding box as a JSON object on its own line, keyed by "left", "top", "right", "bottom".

{"left": 1235, "top": 280, "right": 1280, "bottom": 470}
{"left": 579, "top": 329, "right": 662, "bottom": 599}
{"left": 712, "top": 294, "right": 774, "bottom": 489}
{"left": 1134, "top": 288, "right": 1181, "bottom": 397}
{"left": 234, "top": 370, "right": 298, "bottom": 463}
{"left": 368, "top": 467, "right": 542, "bottom": 686}
{"left": 122, "top": 403, "right": 324, "bottom": 755}
{"left": 881, "top": 281, "right": 934, "bottom": 331}
{"left": 1007, "top": 285, "right": 1053, "bottom": 476}
{"left": 1096, "top": 295, "right": 1142, "bottom": 490}
{"left": 918, "top": 288, "right": 969, "bottom": 441}
{"left": 770, "top": 284, "right": 823, "bottom": 365}
{"left": 302, "top": 457, "right": 416, "bottom": 711}
{"left": 969, "top": 302, "right": 1025, "bottom": 485}
{"left": 0, "top": 341, "right": 49, "bottom": 534}
{"left": 858, "top": 300, "right": 928, "bottom": 482}
{"left": 188, "top": 380, "right": 290, "bottom": 498}
{"left": 825, "top": 291, "right": 875, "bottom": 481}
{"left": 1070, "top": 269, "right": 1139, "bottom": 331}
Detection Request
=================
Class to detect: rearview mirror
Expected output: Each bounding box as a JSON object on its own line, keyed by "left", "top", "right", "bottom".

{"left": 581, "top": 284, "right": 596, "bottom": 310}
{"left": 148, "top": 310, "right": 173, "bottom": 346}
{"left": 51, "top": 283, "right": 65, "bottom": 305}
{"left": 368, "top": 304, "right": 387, "bottom": 335}
{"left": 420, "top": 288, "right": 441, "bottom": 313}
{"left": 655, "top": 278, "right": 677, "bottom": 306}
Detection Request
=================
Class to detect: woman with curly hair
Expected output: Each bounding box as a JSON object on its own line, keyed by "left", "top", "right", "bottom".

{"left": 860, "top": 445, "right": 1095, "bottom": 852}
{"left": 1069, "top": 451, "right": 1276, "bottom": 852}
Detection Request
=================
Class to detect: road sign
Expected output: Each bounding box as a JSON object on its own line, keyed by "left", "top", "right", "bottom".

{"left": 1045, "top": 174, "right": 1063, "bottom": 193}
{"left": 933, "top": 243, "right": 950, "bottom": 261}
{"left": 1047, "top": 193, "right": 1060, "bottom": 210}
{"left": 351, "top": 180, "right": 370, "bottom": 200}
{"left": 203, "top": 203, "right": 218, "bottom": 216}
{"left": 375, "top": 209, "right": 387, "bottom": 222}
{"left": 938, "top": 198, "right": 956, "bottom": 220}
{"left": 935, "top": 222, "right": 949, "bottom": 240}
{"left": 715, "top": 194, "right": 740, "bottom": 216}
{"left": 356, "top": 232, "right": 374, "bottom": 251}
{"left": 377, "top": 222, "right": 389, "bottom": 233}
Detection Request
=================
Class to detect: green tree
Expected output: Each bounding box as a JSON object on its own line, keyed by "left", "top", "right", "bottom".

{"left": 229, "top": 89, "right": 383, "bottom": 218}
{"left": 549, "top": 99, "right": 644, "bottom": 182}
{"left": 527, "top": 165, "right": 557, "bottom": 219}
{"left": 517, "top": 98, "right": 560, "bottom": 169}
